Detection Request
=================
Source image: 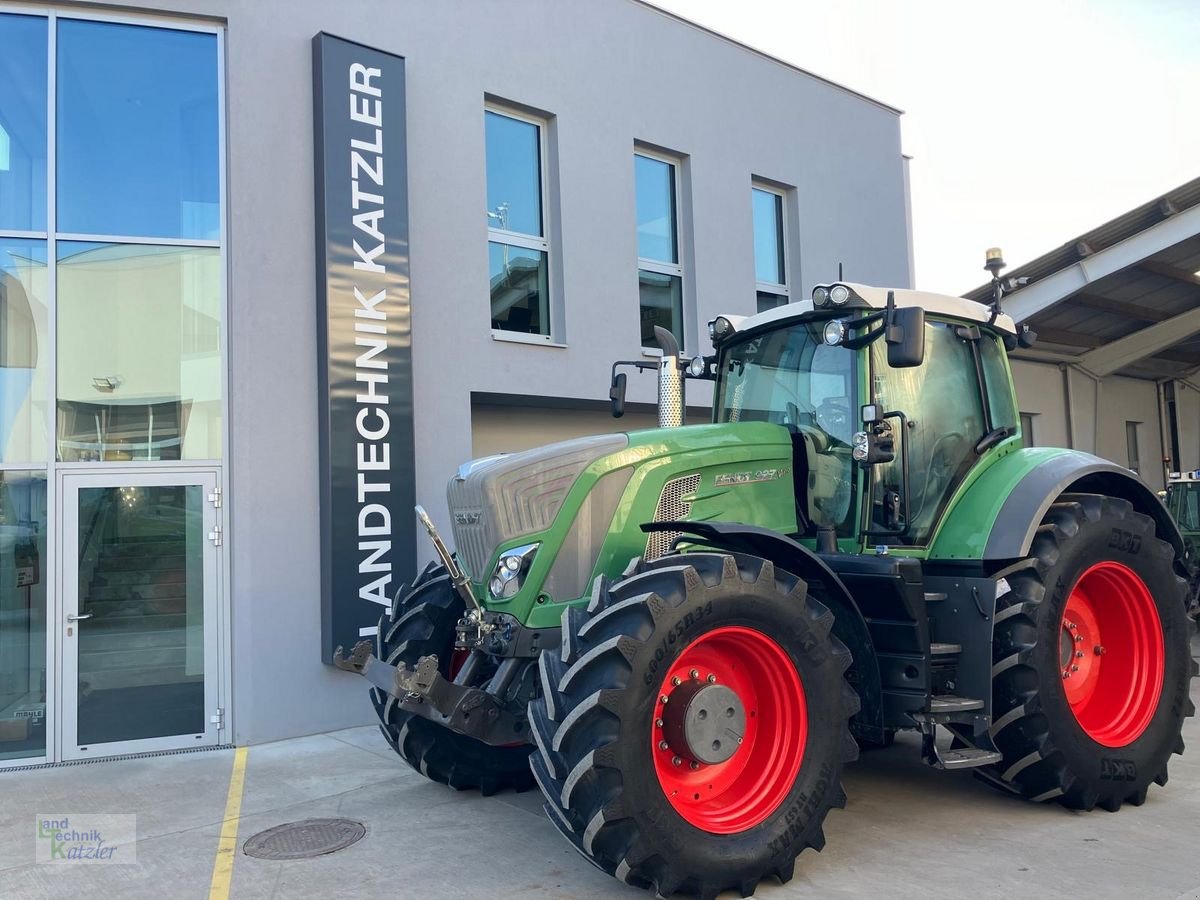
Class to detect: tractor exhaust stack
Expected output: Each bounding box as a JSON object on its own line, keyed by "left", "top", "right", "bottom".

{"left": 653, "top": 325, "right": 684, "bottom": 428}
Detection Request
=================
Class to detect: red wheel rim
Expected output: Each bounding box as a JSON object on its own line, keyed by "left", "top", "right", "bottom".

{"left": 651, "top": 626, "right": 807, "bottom": 833}
{"left": 1059, "top": 561, "right": 1164, "bottom": 747}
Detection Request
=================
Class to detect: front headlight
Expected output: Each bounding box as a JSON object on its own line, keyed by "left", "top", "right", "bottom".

{"left": 488, "top": 543, "right": 539, "bottom": 600}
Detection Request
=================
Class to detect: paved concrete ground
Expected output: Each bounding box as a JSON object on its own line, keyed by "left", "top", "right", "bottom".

{"left": 2, "top": 654, "right": 1199, "bottom": 900}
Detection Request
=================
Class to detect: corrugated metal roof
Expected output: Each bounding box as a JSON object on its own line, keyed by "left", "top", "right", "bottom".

{"left": 963, "top": 176, "right": 1200, "bottom": 379}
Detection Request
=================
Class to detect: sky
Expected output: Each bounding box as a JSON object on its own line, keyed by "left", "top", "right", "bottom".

{"left": 645, "top": 0, "right": 1200, "bottom": 295}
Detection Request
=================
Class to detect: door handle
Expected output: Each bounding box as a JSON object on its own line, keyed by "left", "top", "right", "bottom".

{"left": 66, "top": 613, "right": 93, "bottom": 622}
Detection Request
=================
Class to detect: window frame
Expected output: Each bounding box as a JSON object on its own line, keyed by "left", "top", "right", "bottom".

{"left": 484, "top": 102, "right": 554, "bottom": 343}
{"left": 751, "top": 181, "right": 788, "bottom": 310}
{"left": 634, "top": 146, "right": 684, "bottom": 350}
{"left": 1126, "top": 420, "right": 1141, "bottom": 474}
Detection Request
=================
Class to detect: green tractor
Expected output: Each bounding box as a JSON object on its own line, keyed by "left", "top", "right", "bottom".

{"left": 1165, "top": 471, "right": 1200, "bottom": 617}
{"left": 337, "top": 273, "right": 1197, "bottom": 899}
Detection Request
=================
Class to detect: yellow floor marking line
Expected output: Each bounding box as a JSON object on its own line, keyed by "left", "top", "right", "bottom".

{"left": 208, "top": 746, "right": 249, "bottom": 900}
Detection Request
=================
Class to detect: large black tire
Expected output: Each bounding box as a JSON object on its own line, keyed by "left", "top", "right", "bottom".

{"left": 371, "top": 564, "right": 534, "bottom": 795}
{"left": 986, "top": 493, "right": 1197, "bottom": 810}
{"left": 529, "top": 553, "right": 859, "bottom": 899}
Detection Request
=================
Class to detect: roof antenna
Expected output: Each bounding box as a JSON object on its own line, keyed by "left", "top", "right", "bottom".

{"left": 838, "top": 262, "right": 844, "bottom": 280}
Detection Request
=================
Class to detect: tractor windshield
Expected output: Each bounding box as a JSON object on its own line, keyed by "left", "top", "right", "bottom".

{"left": 715, "top": 321, "right": 857, "bottom": 536}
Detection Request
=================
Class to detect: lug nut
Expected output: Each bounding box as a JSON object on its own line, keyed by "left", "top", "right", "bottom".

{"left": 1063, "top": 672, "right": 1072, "bottom": 679}
{"left": 689, "top": 761, "right": 700, "bottom": 770}
{"left": 655, "top": 718, "right": 664, "bottom": 728}
{"left": 660, "top": 694, "right": 669, "bottom": 704}
{"left": 1076, "top": 651, "right": 1085, "bottom": 659}
{"left": 672, "top": 756, "right": 682, "bottom": 767}
{"left": 706, "top": 674, "right": 717, "bottom": 684}
{"left": 671, "top": 676, "right": 681, "bottom": 687}
{"left": 689, "top": 669, "right": 700, "bottom": 680}
{"left": 1071, "top": 665, "right": 1079, "bottom": 672}
{"left": 1095, "top": 646, "right": 1105, "bottom": 656}
{"left": 659, "top": 740, "right": 669, "bottom": 751}
{"left": 737, "top": 737, "right": 743, "bottom": 744}
{"left": 1075, "top": 635, "right": 1084, "bottom": 643}
{"left": 1069, "top": 623, "right": 1078, "bottom": 630}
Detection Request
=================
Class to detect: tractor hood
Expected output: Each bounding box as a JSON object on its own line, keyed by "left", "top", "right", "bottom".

{"left": 446, "top": 433, "right": 629, "bottom": 581}
{"left": 445, "top": 422, "right": 797, "bottom": 628}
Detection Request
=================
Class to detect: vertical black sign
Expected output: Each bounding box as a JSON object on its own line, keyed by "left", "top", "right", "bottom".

{"left": 313, "top": 33, "right": 415, "bottom": 663}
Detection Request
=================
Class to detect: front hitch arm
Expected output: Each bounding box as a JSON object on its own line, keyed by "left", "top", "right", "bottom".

{"left": 333, "top": 640, "right": 529, "bottom": 746}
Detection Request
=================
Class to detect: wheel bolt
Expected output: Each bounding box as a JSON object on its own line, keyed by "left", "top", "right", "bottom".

{"left": 1071, "top": 665, "right": 1079, "bottom": 672}
{"left": 737, "top": 737, "right": 743, "bottom": 745}
{"left": 672, "top": 756, "right": 682, "bottom": 767}
{"left": 1075, "top": 635, "right": 1084, "bottom": 643}
{"left": 1069, "top": 623, "right": 1077, "bottom": 630}
{"left": 706, "top": 674, "right": 717, "bottom": 684}
{"left": 1063, "top": 672, "right": 1072, "bottom": 679}
{"left": 689, "top": 669, "right": 700, "bottom": 679}
{"left": 1076, "top": 651, "right": 1085, "bottom": 659}
{"left": 689, "top": 761, "right": 700, "bottom": 770}
{"left": 1095, "top": 645, "right": 1105, "bottom": 656}
{"left": 659, "top": 740, "right": 669, "bottom": 751}
{"left": 671, "top": 676, "right": 681, "bottom": 687}
{"left": 655, "top": 718, "right": 664, "bottom": 728}
{"left": 660, "top": 694, "right": 669, "bottom": 704}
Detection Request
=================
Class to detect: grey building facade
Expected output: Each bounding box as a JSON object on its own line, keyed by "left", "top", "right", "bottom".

{"left": 0, "top": 0, "right": 911, "bottom": 764}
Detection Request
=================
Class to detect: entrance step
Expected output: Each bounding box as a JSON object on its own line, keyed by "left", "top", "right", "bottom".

{"left": 928, "top": 695, "right": 984, "bottom": 714}
{"left": 928, "top": 745, "right": 1003, "bottom": 771}
{"left": 929, "top": 642, "right": 961, "bottom": 656}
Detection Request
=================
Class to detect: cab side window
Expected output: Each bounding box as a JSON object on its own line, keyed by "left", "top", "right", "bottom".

{"left": 870, "top": 322, "right": 986, "bottom": 544}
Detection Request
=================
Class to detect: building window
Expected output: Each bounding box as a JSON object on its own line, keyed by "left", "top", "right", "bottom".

{"left": 1126, "top": 421, "right": 1141, "bottom": 474}
{"left": 752, "top": 184, "right": 788, "bottom": 312}
{"left": 485, "top": 107, "right": 550, "bottom": 339}
{"left": 635, "top": 151, "right": 683, "bottom": 348}
{"left": 1020, "top": 412, "right": 1036, "bottom": 447}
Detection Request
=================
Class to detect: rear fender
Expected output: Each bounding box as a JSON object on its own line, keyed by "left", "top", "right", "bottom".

{"left": 643, "top": 521, "right": 886, "bottom": 743}
{"left": 931, "top": 448, "right": 1186, "bottom": 569}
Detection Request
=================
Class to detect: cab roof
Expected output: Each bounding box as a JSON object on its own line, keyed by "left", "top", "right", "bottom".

{"left": 723, "top": 282, "right": 1018, "bottom": 338}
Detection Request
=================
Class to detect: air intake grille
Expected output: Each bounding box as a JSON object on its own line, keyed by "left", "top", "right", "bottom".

{"left": 645, "top": 473, "right": 701, "bottom": 561}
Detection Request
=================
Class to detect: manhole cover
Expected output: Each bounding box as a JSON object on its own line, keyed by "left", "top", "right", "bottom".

{"left": 243, "top": 818, "right": 366, "bottom": 860}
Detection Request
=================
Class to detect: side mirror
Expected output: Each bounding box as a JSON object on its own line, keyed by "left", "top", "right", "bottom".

{"left": 609, "top": 371, "right": 627, "bottom": 418}
{"left": 886, "top": 305, "right": 925, "bottom": 368}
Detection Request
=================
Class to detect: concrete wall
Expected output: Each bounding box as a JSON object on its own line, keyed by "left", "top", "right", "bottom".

{"left": 1010, "top": 358, "right": 1169, "bottom": 486}
{"left": 53, "top": 0, "right": 909, "bottom": 743}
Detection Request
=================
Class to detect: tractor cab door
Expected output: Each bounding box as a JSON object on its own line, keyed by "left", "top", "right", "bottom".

{"left": 867, "top": 321, "right": 1016, "bottom": 545}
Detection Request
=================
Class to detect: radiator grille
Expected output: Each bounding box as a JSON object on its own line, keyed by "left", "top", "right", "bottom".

{"left": 645, "top": 473, "right": 701, "bottom": 561}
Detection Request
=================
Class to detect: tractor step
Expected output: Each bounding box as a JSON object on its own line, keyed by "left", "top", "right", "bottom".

{"left": 929, "top": 745, "right": 1003, "bottom": 771}
{"left": 929, "top": 642, "right": 961, "bottom": 655}
{"left": 928, "top": 695, "right": 984, "bottom": 714}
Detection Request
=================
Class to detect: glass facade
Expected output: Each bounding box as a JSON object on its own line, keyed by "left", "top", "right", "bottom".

{"left": 0, "top": 472, "right": 47, "bottom": 761}
{"left": 0, "top": 12, "right": 222, "bottom": 763}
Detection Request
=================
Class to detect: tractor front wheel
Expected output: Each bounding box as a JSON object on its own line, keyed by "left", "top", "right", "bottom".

{"left": 987, "top": 494, "right": 1197, "bottom": 810}
{"left": 529, "top": 553, "right": 859, "bottom": 899}
{"left": 371, "top": 564, "right": 534, "bottom": 795}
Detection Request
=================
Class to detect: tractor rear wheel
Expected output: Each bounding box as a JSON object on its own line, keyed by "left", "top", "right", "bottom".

{"left": 371, "top": 564, "right": 534, "bottom": 795}
{"left": 529, "top": 552, "right": 859, "bottom": 899}
{"left": 986, "top": 493, "right": 1197, "bottom": 809}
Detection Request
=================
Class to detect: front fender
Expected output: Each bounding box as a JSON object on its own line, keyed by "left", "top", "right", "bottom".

{"left": 929, "top": 448, "right": 1185, "bottom": 565}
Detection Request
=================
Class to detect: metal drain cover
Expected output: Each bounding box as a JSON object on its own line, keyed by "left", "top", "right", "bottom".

{"left": 243, "top": 818, "right": 366, "bottom": 860}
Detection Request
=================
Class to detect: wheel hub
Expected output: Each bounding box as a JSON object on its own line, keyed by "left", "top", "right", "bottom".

{"left": 662, "top": 680, "right": 746, "bottom": 765}
{"left": 1058, "top": 561, "right": 1164, "bottom": 747}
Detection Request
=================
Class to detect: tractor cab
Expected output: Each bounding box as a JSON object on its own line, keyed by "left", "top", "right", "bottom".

{"left": 704, "top": 282, "right": 1023, "bottom": 550}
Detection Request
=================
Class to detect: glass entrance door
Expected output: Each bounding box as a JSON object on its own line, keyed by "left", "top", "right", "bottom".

{"left": 60, "top": 472, "right": 219, "bottom": 758}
